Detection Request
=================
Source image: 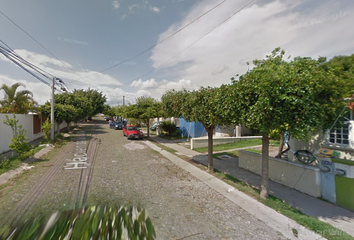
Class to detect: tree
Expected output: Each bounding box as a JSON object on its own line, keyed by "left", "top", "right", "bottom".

{"left": 70, "top": 89, "right": 106, "bottom": 118}
{"left": 324, "top": 53, "right": 354, "bottom": 97}
{"left": 324, "top": 53, "right": 354, "bottom": 114}
{"left": 162, "top": 87, "right": 237, "bottom": 172}
{"left": 81, "top": 88, "right": 107, "bottom": 115}
{"left": 233, "top": 48, "right": 345, "bottom": 198}
{"left": 125, "top": 97, "right": 161, "bottom": 137}
{"left": 56, "top": 91, "right": 92, "bottom": 122}
{"left": 0, "top": 83, "right": 37, "bottom": 114}
{"left": 41, "top": 103, "right": 76, "bottom": 135}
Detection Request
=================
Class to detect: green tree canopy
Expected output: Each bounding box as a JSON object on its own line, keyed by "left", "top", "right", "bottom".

{"left": 124, "top": 96, "right": 162, "bottom": 137}
{"left": 232, "top": 48, "right": 346, "bottom": 198}
{"left": 0, "top": 83, "right": 37, "bottom": 114}
{"left": 162, "top": 87, "right": 238, "bottom": 172}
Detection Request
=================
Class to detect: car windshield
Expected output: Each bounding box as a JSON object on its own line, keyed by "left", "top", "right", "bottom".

{"left": 116, "top": 122, "right": 122, "bottom": 124}
{"left": 127, "top": 126, "right": 137, "bottom": 130}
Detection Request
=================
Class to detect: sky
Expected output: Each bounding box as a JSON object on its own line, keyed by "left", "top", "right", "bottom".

{"left": 0, "top": 0, "right": 353, "bottom": 106}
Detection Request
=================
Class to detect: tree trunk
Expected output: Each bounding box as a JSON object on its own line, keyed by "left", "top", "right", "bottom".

{"left": 56, "top": 121, "right": 61, "bottom": 136}
{"left": 207, "top": 126, "right": 214, "bottom": 173}
{"left": 260, "top": 133, "right": 270, "bottom": 199}
{"left": 147, "top": 121, "right": 150, "bottom": 137}
{"left": 275, "top": 133, "right": 285, "bottom": 158}
{"left": 66, "top": 121, "right": 71, "bottom": 132}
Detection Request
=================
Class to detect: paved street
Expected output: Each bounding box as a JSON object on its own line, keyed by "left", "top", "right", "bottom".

{"left": 0, "top": 118, "right": 287, "bottom": 239}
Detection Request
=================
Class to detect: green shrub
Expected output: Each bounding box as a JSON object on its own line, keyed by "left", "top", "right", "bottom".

{"left": 3, "top": 114, "right": 32, "bottom": 155}
{"left": 161, "top": 121, "right": 177, "bottom": 135}
{"left": 41, "top": 118, "right": 52, "bottom": 143}
{"left": 0, "top": 157, "right": 11, "bottom": 169}
{"left": 1, "top": 205, "right": 156, "bottom": 240}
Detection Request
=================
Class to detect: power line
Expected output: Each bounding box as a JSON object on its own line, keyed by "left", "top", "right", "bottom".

{"left": 0, "top": 40, "right": 68, "bottom": 92}
{"left": 0, "top": 46, "right": 51, "bottom": 87}
{"left": 124, "top": 0, "right": 256, "bottom": 86}
{"left": 0, "top": 40, "right": 54, "bottom": 80}
{"left": 0, "top": 10, "right": 81, "bottom": 79}
{"left": 75, "top": 0, "right": 229, "bottom": 81}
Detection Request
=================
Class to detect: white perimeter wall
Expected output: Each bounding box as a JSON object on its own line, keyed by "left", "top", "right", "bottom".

{"left": 239, "top": 150, "right": 321, "bottom": 197}
{"left": 0, "top": 113, "right": 67, "bottom": 154}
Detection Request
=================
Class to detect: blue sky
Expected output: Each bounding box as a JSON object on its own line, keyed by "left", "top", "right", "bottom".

{"left": 0, "top": 0, "right": 353, "bottom": 106}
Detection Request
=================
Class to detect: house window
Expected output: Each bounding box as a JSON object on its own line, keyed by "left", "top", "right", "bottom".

{"left": 329, "top": 122, "right": 350, "bottom": 145}
{"left": 327, "top": 110, "right": 353, "bottom": 148}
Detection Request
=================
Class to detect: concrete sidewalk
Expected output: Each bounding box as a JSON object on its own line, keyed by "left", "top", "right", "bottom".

{"left": 149, "top": 135, "right": 354, "bottom": 238}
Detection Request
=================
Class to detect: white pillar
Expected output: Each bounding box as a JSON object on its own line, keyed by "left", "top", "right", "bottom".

{"left": 235, "top": 125, "right": 242, "bottom": 137}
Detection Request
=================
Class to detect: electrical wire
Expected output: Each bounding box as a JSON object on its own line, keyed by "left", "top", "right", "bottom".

{"left": 0, "top": 10, "right": 82, "bottom": 79}
{"left": 0, "top": 40, "right": 55, "bottom": 80}
{"left": 0, "top": 41, "right": 68, "bottom": 92}
{"left": 75, "top": 0, "right": 229, "bottom": 81}
{"left": 0, "top": 46, "right": 51, "bottom": 87}
{"left": 124, "top": 0, "right": 256, "bottom": 86}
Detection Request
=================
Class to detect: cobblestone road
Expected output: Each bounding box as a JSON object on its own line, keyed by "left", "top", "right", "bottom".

{"left": 0, "top": 118, "right": 287, "bottom": 239}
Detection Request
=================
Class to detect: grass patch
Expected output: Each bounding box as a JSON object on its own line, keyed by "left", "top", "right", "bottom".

{"left": 331, "top": 158, "right": 354, "bottom": 166}
{"left": 244, "top": 148, "right": 262, "bottom": 154}
{"left": 0, "top": 145, "right": 46, "bottom": 175}
{"left": 194, "top": 138, "right": 263, "bottom": 153}
{"left": 160, "top": 135, "right": 187, "bottom": 141}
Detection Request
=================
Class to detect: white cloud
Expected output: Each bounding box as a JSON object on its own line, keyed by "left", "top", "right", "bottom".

{"left": 155, "top": 79, "right": 198, "bottom": 96}
{"left": 7, "top": 49, "right": 73, "bottom": 70}
{"left": 128, "top": 4, "right": 139, "bottom": 12}
{"left": 150, "top": 0, "right": 354, "bottom": 89}
{"left": 0, "top": 50, "right": 124, "bottom": 105}
{"left": 0, "top": 49, "right": 123, "bottom": 88}
{"left": 112, "top": 1, "right": 120, "bottom": 9}
{"left": 149, "top": 6, "right": 160, "bottom": 13}
{"left": 130, "top": 78, "right": 158, "bottom": 89}
{"left": 211, "top": 65, "right": 229, "bottom": 75}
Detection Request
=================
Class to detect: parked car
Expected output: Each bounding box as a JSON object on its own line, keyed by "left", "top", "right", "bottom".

{"left": 114, "top": 121, "right": 124, "bottom": 130}
{"left": 109, "top": 120, "right": 116, "bottom": 129}
{"left": 123, "top": 125, "right": 144, "bottom": 140}
{"left": 150, "top": 121, "right": 162, "bottom": 131}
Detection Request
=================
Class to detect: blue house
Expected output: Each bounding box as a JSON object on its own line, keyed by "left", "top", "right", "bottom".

{"left": 179, "top": 118, "right": 206, "bottom": 138}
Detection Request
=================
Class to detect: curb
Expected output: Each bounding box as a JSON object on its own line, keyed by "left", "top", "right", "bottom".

{"left": 143, "top": 140, "right": 326, "bottom": 240}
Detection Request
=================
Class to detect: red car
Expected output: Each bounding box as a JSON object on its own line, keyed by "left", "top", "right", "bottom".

{"left": 123, "top": 125, "right": 144, "bottom": 140}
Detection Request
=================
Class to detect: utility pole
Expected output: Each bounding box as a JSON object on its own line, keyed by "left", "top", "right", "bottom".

{"left": 50, "top": 77, "right": 55, "bottom": 140}
{"left": 123, "top": 96, "right": 125, "bottom": 106}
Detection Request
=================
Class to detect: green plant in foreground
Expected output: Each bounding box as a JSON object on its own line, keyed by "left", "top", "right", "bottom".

{"left": 1, "top": 205, "right": 156, "bottom": 240}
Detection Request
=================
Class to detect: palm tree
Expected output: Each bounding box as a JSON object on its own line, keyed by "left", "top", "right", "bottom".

{"left": 0, "top": 83, "right": 37, "bottom": 114}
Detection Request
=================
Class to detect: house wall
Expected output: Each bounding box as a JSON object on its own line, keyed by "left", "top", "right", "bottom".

{"left": 0, "top": 113, "right": 67, "bottom": 154}
{"left": 288, "top": 132, "right": 325, "bottom": 163}
{"left": 215, "top": 125, "right": 254, "bottom": 137}
{"left": 239, "top": 150, "right": 321, "bottom": 197}
{"left": 215, "top": 125, "right": 235, "bottom": 137}
{"left": 179, "top": 118, "right": 206, "bottom": 138}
